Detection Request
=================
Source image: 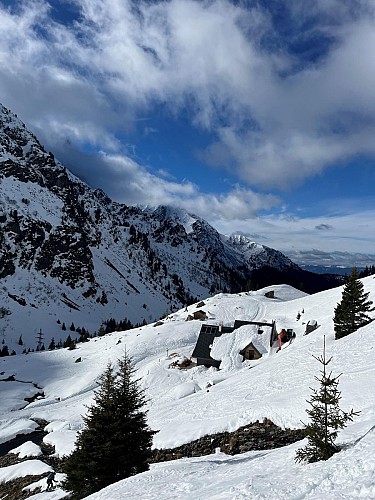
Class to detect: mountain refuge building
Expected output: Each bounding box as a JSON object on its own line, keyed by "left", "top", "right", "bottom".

{"left": 191, "top": 320, "right": 278, "bottom": 368}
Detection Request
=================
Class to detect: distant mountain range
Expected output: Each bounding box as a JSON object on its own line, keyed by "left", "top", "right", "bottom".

{"left": 0, "top": 103, "right": 342, "bottom": 351}
{"left": 299, "top": 265, "right": 363, "bottom": 275}
{"left": 285, "top": 249, "right": 375, "bottom": 272}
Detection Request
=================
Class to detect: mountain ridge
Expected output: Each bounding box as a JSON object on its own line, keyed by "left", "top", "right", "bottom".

{"left": 0, "top": 103, "right": 341, "bottom": 351}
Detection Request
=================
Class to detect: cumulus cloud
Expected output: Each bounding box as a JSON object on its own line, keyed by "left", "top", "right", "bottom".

{"left": 61, "top": 146, "right": 280, "bottom": 221}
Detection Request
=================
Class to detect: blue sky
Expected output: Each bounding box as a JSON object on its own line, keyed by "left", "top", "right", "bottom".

{"left": 0, "top": 0, "right": 374, "bottom": 261}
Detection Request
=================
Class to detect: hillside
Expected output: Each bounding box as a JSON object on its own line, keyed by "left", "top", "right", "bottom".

{"left": 0, "top": 102, "right": 342, "bottom": 353}
{"left": 0, "top": 277, "right": 374, "bottom": 498}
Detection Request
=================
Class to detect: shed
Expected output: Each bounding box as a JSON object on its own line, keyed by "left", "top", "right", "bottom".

{"left": 305, "top": 320, "right": 318, "bottom": 335}
{"left": 192, "top": 310, "right": 207, "bottom": 321}
{"left": 240, "top": 342, "right": 263, "bottom": 361}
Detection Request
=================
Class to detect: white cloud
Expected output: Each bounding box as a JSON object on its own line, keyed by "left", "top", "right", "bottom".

{"left": 81, "top": 152, "right": 280, "bottom": 220}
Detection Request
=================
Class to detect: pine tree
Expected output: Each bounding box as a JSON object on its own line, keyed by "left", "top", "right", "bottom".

{"left": 333, "top": 268, "right": 373, "bottom": 340}
{"left": 295, "top": 337, "right": 359, "bottom": 463}
{"left": 63, "top": 335, "right": 75, "bottom": 349}
{"left": 98, "top": 324, "right": 106, "bottom": 337}
{"left": 63, "top": 353, "right": 156, "bottom": 499}
{"left": 0, "top": 346, "right": 9, "bottom": 356}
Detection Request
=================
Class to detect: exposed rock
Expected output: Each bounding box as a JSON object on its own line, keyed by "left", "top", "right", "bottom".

{"left": 151, "top": 419, "right": 306, "bottom": 462}
{"left": 0, "top": 474, "right": 44, "bottom": 500}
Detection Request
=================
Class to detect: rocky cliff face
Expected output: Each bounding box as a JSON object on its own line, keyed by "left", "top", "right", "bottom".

{"left": 0, "top": 103, "right": 305, "bottom": 351}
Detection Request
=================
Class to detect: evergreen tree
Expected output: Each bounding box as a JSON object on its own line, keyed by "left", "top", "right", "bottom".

{"left": 0, "top": 346, "right": 9, "bottom": 357}
{"left": 333, "top": 268, "right": 373, "bottom": 340}
{"left": 295, "top": 337, "right": 359, "bottom": 463}
{"left": 63, "top": 335, "right": 75, "bottom": 349}
{"left": 18, "top": 335, "right": 23, "bottom": 346}
{"left": 48, "top": 338, "right": 56, "bottom": 350}
{"left": 98, "top": 324, "right": 106, "bottom": 337}
{"left": 63, "top": 353, "right": 156, "bottom": 499}
{"left": 100, "top": 291, "right": 108, "bottom": 305}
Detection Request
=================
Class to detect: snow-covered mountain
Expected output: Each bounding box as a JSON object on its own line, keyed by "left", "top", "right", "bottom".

{"left": 0, "top": 277, "right": 374, "bottom": 498}
{"left": 0, "top": 102, "right": 314, "bottom": 352}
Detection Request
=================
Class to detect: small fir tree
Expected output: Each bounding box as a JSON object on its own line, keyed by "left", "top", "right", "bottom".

{"left": 333, "top": 268, "right": 373, "bottom": 340}
{"left": 63, "top": 352, "right": 156, "bottom": 499}
{"left": 63, "top": 335, "right": 75, "bottom": 349}
{"left": 98, "top": 324, "right": 106, "bottom": 337}
{"left": 0, "top": 346, "right": 9, "bottom": 356}
{"left": 296, "top": 337, "right": 359, "bottom": 463}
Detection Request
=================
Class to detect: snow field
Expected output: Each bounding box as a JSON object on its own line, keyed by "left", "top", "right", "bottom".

{"left": 0, "top": 280, "right": 374, "bottom": 498}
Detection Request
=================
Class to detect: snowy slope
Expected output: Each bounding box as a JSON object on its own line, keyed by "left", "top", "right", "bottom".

{"left": 0, "top": 278, "right": 374, "bottom": 498}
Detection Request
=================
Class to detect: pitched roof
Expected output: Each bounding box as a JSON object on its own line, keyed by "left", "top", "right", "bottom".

{"left": 191, "top": 330, "right": 218, "bottom": 360}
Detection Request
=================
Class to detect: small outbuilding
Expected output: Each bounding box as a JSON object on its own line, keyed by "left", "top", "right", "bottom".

{"left": 240, "top": 342, "right": 263, "bottom": 361}
{"left": 192, "top": 310, "right": 208, "bottom": 321}
{"left": 305, "top": 320, "right": 318, "bottom": 335}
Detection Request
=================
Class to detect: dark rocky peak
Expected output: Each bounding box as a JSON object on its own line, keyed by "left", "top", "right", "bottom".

{"left": 0, "top": 104, "right": 69, "bottom": 190}
{"left": 191, "top": 218, "right": 226, "bottom": 254}
{"left": 0, "top": 104, "right": 41, "bottom": 158}
{"left": 93, "top": 188, "right": 113, "bottom": 208}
